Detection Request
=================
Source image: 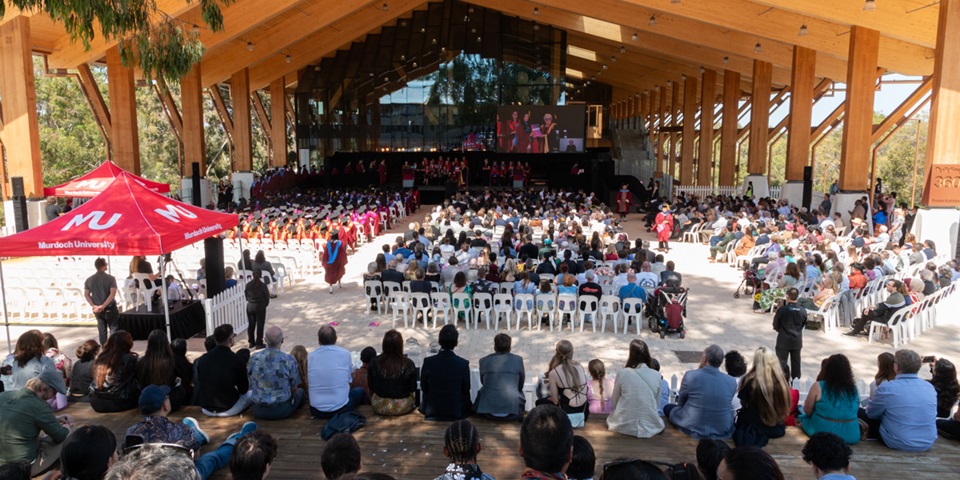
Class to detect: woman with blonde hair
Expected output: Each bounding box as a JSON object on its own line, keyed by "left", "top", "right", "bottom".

{"left": 500, "top": 258, "right": 518, "bottom": 283}
{"left": 733, "top": 347, "right": 792, "bottom": 446}
{"left": 541, "top": 340, "right": 590, "bottom": 422}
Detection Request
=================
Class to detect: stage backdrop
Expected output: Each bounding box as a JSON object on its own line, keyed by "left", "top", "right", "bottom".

{"left": 496, "top": 105, "right": 586, "bottom": 154}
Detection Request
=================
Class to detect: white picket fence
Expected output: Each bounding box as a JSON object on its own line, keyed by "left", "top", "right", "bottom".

{"left": 676, "top": 185, "right": 781, "bottom": 200}
{"left": 203, "top": 284, "right": 248, "bottom": 335}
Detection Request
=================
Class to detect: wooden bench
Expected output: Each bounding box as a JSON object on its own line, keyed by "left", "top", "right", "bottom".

{"left": 63, "top": 403, "right": 960, "bottom": 479}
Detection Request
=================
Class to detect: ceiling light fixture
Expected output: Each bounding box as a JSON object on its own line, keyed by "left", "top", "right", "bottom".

{"left": 633, "top": 32, "right": 639, "bottom": 40}
{"left": 533, "top": 23, "right": 540, "bottom": 31}
{"left": 648, "top": 16, "right": 656, "bottom": 26}
{"left": 192, "top": 24, "right": 200, "bottom": 33}
{"left": 754, "top": 42, "right": 762, "bottom": 53}
{"left": 667, "top": 80, "right": 672, "bottom": 86}
{"left": 603, "top": 64, "right": 608, "bottom": 69}
{"left": 620, "top": 46, "right": 626, "bottom": 54}
{"left": 400, "top": 54, "right": 406, "bottom": 60}
{"left": 799, "top": 24, "right": 808, "bottom": 36}
{"left": 533, "top": 7, "right": 539, "bottom": 15}
{"left": 723, "top": 56, "right": 730, "bottom": 65}
{"left": 699, "top": 66, "right": 705, "bottom": 74}
{"left": 864, "top": 0, "right": 877, "bottom": 10}
{"left": 681, "top": 74, "right": 686, "bottom": 81}
{"left": 246, "top": 41, "right": 254, "bottom": 51}
{"left": 382, "top": 3, "right": 388, "bottom": 12}
{"left": 285, "top": 55, "right": 292, "bottom": 63}
{"left": 468, "top": 7, "right": 474, "bottom": 13}
{"left": 413, "top": 62, "right": 418, "bottom": 67}
{"left": 611, "top": 55, "right": 616, "bottom": 62}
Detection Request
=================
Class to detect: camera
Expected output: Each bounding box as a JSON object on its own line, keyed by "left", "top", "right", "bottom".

{"left": 921, "top": 355, "right": 936, "bottom": 364}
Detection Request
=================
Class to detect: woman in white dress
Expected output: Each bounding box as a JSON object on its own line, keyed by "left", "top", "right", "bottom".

{"left": 606, "top": 339, "right": 664, "bottom": 438}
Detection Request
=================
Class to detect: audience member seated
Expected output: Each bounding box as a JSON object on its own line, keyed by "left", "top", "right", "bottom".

{"left": 664, "top": 345, "right": 737, "bottom": 439}
{"left": 197, "top": 324, "right": 252, "bottom": 417}
{"left": 798, "top": 354, "right": 861, "bottom": 444}
{"left": 846, "top": 279, "right": 906, "bottom": 336}
{"left": 381, "top": 260, "right": 405, "bottom": 285}
{"left": 308, "top": 326, "right": 365, "bottom": 419}
{"left": 618, "top": 272, "right": 647, "bottom": 302}
{"left": 519, "top": 405, "right": 574, "bottom": 479}
{"left": 434, "top": 420, "right": 496, "bottom": 480}
{"left": 68, "top": 339, "right": 100, "bottom": 402}
{"left": 696, "top": 439, "right": 729, "bottom": 480}
{"left": 606, "top": 340, "right": 664, "bottom": 438}
{"left": 248, "top": 327, "right": 305, "bottom": 420}
{"left": 716, "top": 446, "right": 785, "bottom": 480}
{"left": 587, "top": 359, "right": 614, "bottom": 415}
{"left": 929, "top": 358, "right": 959, "bottom": 419}
{"left": 539, "top": 340, "right": 590, "bottom": 422}
{"left": 139, "top": 329, "right": 187, "bottom": 411}
{"left": 802, "top": 432, "right": 856, "bottom": 480}
{"left": 0, "top": 371, "right": 72, "bottom": 476}
{"left": 367, "top": 330, "right": 418, "bottom": 416}
{"left": 90, "top": 331, "right": 141, "bottom": 413}
{"left": 125, "top": 384, "right": 208, "bottom": 453}
{"left": 660, "top": 261, "right": 682, "bottom": 287}
{"left": 59, "top": 425, "right": 118, "bottom": 480}
{"left": 172, "top": 338, "right": 195, "bottom": 407}
{"left": 566, "top": 435, "right": 596, "bottom": 480}
{"left": 861, "top": 349, "right": 937, "bottom": 451}
{"left": 474, "top": 333, "right": 525, "bottom": 420}
{"left": 321, "top": 433, "right": 362, "bottom": 480}
{"left": 351, "top": 346, "right": 376, "bottom": 405}
{"left": 230, "top": 430, "right": 279, "bottom": 480}
{"left": 408, "top": 269, "right": 433, "bottom": 294}
{"left": 732, "top": 347, "right": 791, "bottom": 447}
{"left": 1, "top": 330, "right": 67, "bottom": 396}
{"left": 420, "top": 325, "right": 472, "bottom": 421}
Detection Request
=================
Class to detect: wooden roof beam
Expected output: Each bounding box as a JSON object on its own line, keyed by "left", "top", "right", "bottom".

{"left": 246, "top": 0, "right": 428, "bottom": 91}
{"left": 199, "top": 0, "right": 384, "bottom": 87}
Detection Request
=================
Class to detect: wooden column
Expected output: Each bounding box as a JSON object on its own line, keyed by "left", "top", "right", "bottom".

{"left": 658, "top": 87, "right": 667, "bottom": 173}
{"left": 680, "top": 76, "right": 698, "bottom": 185}
{"left": 839, "top": 26, "right": 880, "bottom": 191}
{"left": 231, "top": 68, "right": 253, "bottom": 172}
{"left": 748, "top": 60, "right": 773, "bottom": 175}
{"left": 0, "top": 16, "right": 43, "bottom": 198}
{"left": 699, "top": 69, "right": 717, "bottom": 186}
{"left": 181, "top": 64, "right": 205, "bottom": 177}
{"left": 670, "top": 80, "right": 681, "bottom": 178}
{"left": 270, "top": 78, "right": 288, "bottom": 168}
{"left": 922, "top": 0, "right": 960, "bottom": 204}
{"left": 720, "top": 70, "right": 741, "bottom": 186}
{"left": 106, "top": 47, "right": 140, "bottom": 175}
{"left": 655, "top": 88, "right": 665, "bottom": 172}
{"left": 786, "top": 47, "right": 817, "bottom": 183}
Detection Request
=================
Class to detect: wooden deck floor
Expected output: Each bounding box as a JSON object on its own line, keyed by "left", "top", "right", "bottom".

{"left": 64, "top": 403, "right": 959, "bottom": 479}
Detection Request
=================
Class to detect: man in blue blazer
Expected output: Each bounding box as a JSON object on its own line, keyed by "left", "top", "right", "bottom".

{"left": 474, "top": 333, "right": 526, "bottom": 420}
{"left": 663, "top": 344, "right": 737, "bottom": 439}
{"left": 419, "top": 325, "right": 472, "bottom": 421}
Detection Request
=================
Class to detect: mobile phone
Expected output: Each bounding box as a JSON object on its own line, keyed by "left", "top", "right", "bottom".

{"left": 0, "top": 365, "right": 11, "bottom": 375}
{"left": 921, "top": 356, "right": 936, "bottom": 364}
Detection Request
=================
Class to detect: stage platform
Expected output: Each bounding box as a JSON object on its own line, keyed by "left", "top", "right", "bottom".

{"left": 64, "top": 402, "right": 960, "bottom": 479}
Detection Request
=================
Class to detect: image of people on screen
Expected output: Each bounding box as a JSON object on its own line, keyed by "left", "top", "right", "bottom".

{"left": 541, "top": 113, "right": 559, "bottom": 153}
{"left": 508, "top": 111, "right": 520, "bottom": 152}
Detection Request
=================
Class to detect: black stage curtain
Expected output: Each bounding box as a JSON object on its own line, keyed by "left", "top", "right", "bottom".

{"left": 119, "top": 301, "right": 206, "bottom": 340}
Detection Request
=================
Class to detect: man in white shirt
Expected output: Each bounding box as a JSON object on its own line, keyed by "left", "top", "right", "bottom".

{"left": 307, "top": 326, "right": 364, "bottom": 419}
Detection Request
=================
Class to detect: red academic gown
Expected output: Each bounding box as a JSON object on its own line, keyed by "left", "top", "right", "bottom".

{"left": 322, "top": 240, "right": 348, "bottom": 285}
{"left": 655, "top": 212, "right": 673, "bottom": 242}
{"left": 616, "top": 189, "right": 632, "bottom": 215}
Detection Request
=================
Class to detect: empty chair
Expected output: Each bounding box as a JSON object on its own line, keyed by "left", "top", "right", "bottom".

{"left": 493, "top": 293, "right": 515, "bottom": 330}
{"left": 556, "top": 294, "right": 578, "bottom": 332}
{"left": 513, "top": 293, "right": 537, "bottom": 331}
{"left": 363, "top": 281, "right": 384, "bottom": 315}
{"left": 472, "top": 292, "right": 494, "bottom": 329}
{"left": 390, "top": 292, "right": 412, "bottom": 328}
{"left": 621, "top": 297, "right": 645, "bottom": 336}
{"left": 598, "top": 295, "right": 622, "bottom": 334}
{"left": 498, "top": 282, "right": 515, "bottom": 295}
{"left": 577, "top": 296, "right": 600, "bottom": 333}
{"left": 409, "top": 292, "right": 432, "bottom": 328}
{"left": 131, "top": 273, "right": 160, "bottom": 312}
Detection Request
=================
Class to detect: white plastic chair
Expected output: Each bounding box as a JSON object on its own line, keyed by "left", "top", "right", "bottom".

{"left": 493, "top": 293, "right": 515, "bottom": 330}
{"left": 132, "top": 273, "right": 159, "bottom": 312}
{"left": 409, "top": 292, "right": 432, "bottom": 328}
{"left": 536, "top": 293, "right": 558, "bottom": 331}
{"left": 514, "top": 293, "right": 537, "bottom": 331}
{"left": 390, "top": 292, "right": 412, "bottom": 328}
{"left": 621, "top": 297, "right": 645, "bottom": 335}
{"left": 472, "top": 292, "right": 494, "bottom": 329}
{"left": 577, "top": 296, "right": 600, "bottom": 332}
{"left": 556, "top": 294, "right": 578, "bottom": 331}
{"left": 363, "top": 281, "right": 384, "bottom": 315}
{"left": 599, "top": 295, "right": 622, "bottom": 334}
{"left": 451, "top": 293, "right": 472, "bottom": 329}
{"left": 430, "top": 292, "right": 452, "bottom": 328}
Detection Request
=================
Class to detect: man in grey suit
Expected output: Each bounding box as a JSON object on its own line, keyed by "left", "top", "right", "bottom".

{"left": 474, "top": 333, "right": 526, "bottom": 420}
{"left": 663, "top": 344, "right": 737, "bottom": 439}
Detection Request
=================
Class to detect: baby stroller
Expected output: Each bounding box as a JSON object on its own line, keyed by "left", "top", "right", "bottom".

{"left": 734, "top": 269, "right": 763, "bottom": 299}
{"left": 646, "top": 286, "right": 688, "bottom": 339}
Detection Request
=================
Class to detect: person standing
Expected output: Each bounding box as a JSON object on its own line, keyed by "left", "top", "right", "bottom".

{"left": 44, "top": 197, "right": 60, "bottom": 222}
{"left": 773, "top": 287, "right": 806, "bottom": 380}
{"left": 654, "top": 204, "right": 673, "bottom": 253}
{"left": 84, "top": 257, "right": 119, "bottom": 345}
{"left": 245, "top": 270, "right": 270, "bottom": 349}
{"left": 616, "top": 185, "right": 632, "bottom": 221}
{"left": 323, "top": 231, "right": 348, "bottom": 294}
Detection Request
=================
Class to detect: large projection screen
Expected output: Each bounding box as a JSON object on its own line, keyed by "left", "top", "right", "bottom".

{"left": 496, "top": 105, "right": 586, "bottom": 153}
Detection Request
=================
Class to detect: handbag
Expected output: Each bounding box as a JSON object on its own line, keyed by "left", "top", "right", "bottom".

{"left": 321, "top": 410, "right": 367, "bottom": 440}
{"left": 567, "top": 411, "right": 585, "bottom": 428}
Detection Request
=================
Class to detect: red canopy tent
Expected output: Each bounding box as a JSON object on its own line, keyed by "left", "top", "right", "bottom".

{"left": 1, "top": 173, "right": 238, "bottom": 346}
{"left": 43, "top": 161, "right": 170, "bottom": 197}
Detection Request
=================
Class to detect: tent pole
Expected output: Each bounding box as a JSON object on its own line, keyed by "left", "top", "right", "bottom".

{"left": 160, "top": 259, "right": 171, "bottom": 340}
{"left": 0, "top": 260, "right": 11, "bottom": 354}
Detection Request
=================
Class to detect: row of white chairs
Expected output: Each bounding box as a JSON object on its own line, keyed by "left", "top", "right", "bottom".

{"left": 364, "top": 281, "right": 647, "bottom": 334}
